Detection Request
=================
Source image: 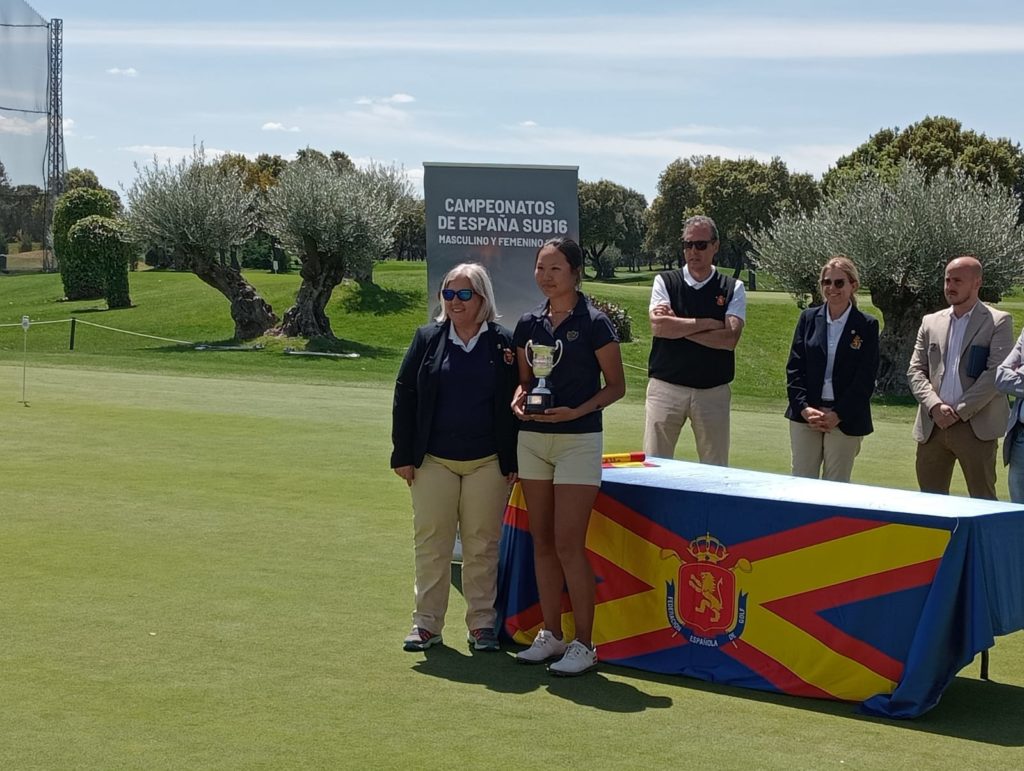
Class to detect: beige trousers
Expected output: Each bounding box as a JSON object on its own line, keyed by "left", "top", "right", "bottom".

{"left": 643, "top": 378, "right": 731, "bottom": 466}
{"left": 410, "top": 453, "right": 510, "bottom": 633}
{"left": 915, "top": 421, "right": 998, "bottom": 500}
{"left": 789, "top": 420, "right": 863, "bottom": 483}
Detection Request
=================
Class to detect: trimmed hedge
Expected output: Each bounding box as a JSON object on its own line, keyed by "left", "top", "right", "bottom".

{"left": 67, "top": 215, "right": 132, "bottom": 309}
{"left": 53, "top": 188, "right": 117, "bottom": 300}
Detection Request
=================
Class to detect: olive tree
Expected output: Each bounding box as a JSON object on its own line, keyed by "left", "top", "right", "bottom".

{"left": 753, "top": 162, "right": 1024, "bottom": 395}
{"left": 125, "top": 149, "right": 277, "bottom": 339}
{"left": 264, "top": 157, "right": 407, "bottom": 339}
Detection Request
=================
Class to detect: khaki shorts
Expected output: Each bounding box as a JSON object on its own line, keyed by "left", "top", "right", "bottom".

{"left": 517, "top": 431, "right": 603, "bottom": 486}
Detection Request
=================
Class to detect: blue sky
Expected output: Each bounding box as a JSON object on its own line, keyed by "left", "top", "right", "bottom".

{"left": 10, "top": 0, "right": 1024, "bottom": 200}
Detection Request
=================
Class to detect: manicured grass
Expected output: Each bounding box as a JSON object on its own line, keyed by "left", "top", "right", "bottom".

{"left": 0, "top": 265, "right": 428, "bottom": 385}
{"left": 3, "top": 263, "right": 1024, "bottom": 766}
{"left": 1, "top": 365, "right": 1022, "bottom": 769}
{"left": 5, "top": 262, "right": 1024, "bottom": 406}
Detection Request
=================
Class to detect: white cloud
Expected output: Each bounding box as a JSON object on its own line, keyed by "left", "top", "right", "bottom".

{"left": 0, "top": 115, "right": 77, "bottom": 138}
{"left": 779, "top": 143, "right": 860, "bottom": 177}
{"left": 518, "top": 120, "right": 538, "bottom": 128}
{"left": 0, "top": 114, "right": 46, "bottom": 136}
{"left": 349, "top": 155, "right": 423, "bottom": 193}
{"left": 66, "top": 18, "right": 1024, "bottom": 60}
{"left": 120, "top": 144, "right": 233, "bottom": 164}
{"left": 649, "top": 124, "right": 762, "bottom": 139}
{"left": 359, "top": 104, "right": 410, "bottom": 122}
{"left": 348, "top": 95, "right": 414, "bottom": 125}
{"left": 354, "top": 94, "right": 416, "bottom": 108}
{"left": 404, "top": 166, "right": 424, "bottom": 195}
{"left": 106, "top": 67, "right": 138, "bottom": 77}
{"left": 514, "top": 126, "right": 769, "bottom": 164}
{"left": 262, "top": 121, "right": 301, "bottom": 133}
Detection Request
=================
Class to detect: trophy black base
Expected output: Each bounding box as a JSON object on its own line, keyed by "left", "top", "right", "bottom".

{"left": 524, "top": 392, "right": 554, "bottom": 414}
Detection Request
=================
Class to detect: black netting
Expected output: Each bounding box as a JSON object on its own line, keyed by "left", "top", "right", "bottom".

{"left": 0, "top": 0, "right": 49, "bottom": 188}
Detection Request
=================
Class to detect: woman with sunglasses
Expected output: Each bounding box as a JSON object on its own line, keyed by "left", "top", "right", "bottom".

{"left": 391, "top": 262, "right": 519, "bottom": 653}
{"left": 785, "top": 256, "right": 879, "bottom": 482}
{"left": 511, "top": 237, "right": 626, "bottom": 676}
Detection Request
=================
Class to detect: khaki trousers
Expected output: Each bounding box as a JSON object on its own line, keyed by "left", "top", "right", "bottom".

{"left": 643, "top": 378, "right": 731, "bottom": 466}
{"left": 789, "top": 420, "right": 863, "bottom": 483}
{"left": 410, "top": 454, "right": 510, "bottom": 633}
{"left": 915, "top": 421, "right": 998, "bottom": 500}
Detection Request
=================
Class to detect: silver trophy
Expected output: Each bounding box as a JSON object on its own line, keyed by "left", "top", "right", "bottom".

{"left": 524, "top": 340, "right": 563, "bottom": 414}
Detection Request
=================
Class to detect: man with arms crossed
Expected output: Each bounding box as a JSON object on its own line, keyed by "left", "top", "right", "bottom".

{"left": 908, "top": 256, "right": 1013, "bottom": 499}
{"left": 644, "top": 215, "right": 746, "bottom": 465}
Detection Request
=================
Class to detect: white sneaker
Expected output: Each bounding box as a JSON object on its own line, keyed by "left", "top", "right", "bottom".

{"left": 549, "top": 640, "right": 598, "bottom": 676}
{"left": 515, "top": 629, "right": 567, "bottom": 664}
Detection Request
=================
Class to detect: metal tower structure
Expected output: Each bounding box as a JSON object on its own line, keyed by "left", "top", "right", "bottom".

{"left": 46, "top": 17, "right": 65, "bottom": 196}
{"left": 42, "top": 17, "right": 64, "bottom": 262}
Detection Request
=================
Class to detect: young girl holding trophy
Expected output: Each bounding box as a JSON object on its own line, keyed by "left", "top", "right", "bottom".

{"left": 511, "top": 237, "right": 625, "bottom": 676}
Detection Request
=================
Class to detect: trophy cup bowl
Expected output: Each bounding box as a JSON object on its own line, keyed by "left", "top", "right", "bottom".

{"left": 524, "top": 340, "right": 563, "bottom": 414}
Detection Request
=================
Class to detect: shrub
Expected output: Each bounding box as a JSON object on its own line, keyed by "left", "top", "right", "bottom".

{"left": 53, "top": 187, "right": 117, "bottom": 300}
{"left": 239, "top": 231, "right": 291, "bottom": 272}
{"left": 586, "top": 294, "right": 633, "bottom": 343}
{"left": 67, "top": 215, "right": 132, "bottom": 309}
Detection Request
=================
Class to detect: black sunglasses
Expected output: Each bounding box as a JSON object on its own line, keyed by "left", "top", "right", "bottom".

{"left": 820, "top": 278, "right": 847, "bottom": 289}
{"left": 441, "top": 288, "right": 475, "bottom": 301}
{"left": 683, "top": 240, "right": 714, "bottom": 251}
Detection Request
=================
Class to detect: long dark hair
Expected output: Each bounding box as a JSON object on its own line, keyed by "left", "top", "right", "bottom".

{"left": 536, "top": 237, "right": 584, "bottom": 288}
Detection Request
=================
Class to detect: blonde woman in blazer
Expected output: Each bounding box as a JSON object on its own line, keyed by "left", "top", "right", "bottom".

{"left": 785, "top": 256, "right": 879, "bottom": 482}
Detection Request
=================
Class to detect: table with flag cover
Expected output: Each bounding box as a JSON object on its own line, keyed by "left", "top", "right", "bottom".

{"left": 495, "top": 458, "right": 1024, "bottom": 718}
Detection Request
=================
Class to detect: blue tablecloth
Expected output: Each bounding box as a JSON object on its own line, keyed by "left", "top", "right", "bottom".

{"left": 496, "top": 459, "right": 1024, "bottom": 718}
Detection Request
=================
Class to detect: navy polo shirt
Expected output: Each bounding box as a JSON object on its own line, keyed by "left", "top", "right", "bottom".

{"left": 427, "top": 339, "right": 496, "bottom": 461}
{"left": 513, "top": 293, "right": 618, "bottom": 434}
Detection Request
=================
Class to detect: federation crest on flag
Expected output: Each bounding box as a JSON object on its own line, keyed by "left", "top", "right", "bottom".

{"left": 665, "top": 533, "right": 752, "bottom": 646}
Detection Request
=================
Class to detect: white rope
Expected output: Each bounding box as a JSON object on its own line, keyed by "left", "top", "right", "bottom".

{"left": 0, "top": 317, "right": 194, "bottom": 345}
{"left": 0, "top": 319, "right": 71, "bottom": 328}
{"left": 72, "top": 319, "right": 193, "bottom": 345}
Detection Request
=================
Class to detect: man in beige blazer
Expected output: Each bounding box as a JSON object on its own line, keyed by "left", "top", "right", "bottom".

{"left": 907, "top": 256, "right": 1013, "bottom": 499}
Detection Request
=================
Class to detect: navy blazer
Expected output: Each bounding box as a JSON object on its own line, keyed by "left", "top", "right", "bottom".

{"left": 391, "top": 320, "right": 519, "bottom": 475}
{"left": 785, "top": 304, "right": 880, "bottom": 437}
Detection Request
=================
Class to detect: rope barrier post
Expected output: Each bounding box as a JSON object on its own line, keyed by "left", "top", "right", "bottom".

{"left": 20, "top": 315, "right": 30, "bottom": 406}
{"left": 69, "top": 317, "right": 77, "bottom": 350}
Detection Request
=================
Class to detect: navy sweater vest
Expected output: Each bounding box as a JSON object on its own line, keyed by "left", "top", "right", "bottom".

{"left": 648, "top": 270, "right": 736, "bottom": 389}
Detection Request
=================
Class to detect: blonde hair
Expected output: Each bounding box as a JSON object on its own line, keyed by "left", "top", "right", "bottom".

{"left": 819, "top": 255, "right": 861, "bottom": 306}
{"left": 434, "top": 262, "right": 499, "bottom": 324}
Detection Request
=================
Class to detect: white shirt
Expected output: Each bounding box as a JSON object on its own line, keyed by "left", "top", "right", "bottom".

{"left": 938, "top": 304, "right": 976, "bottom": 406}
{"left": 447, "top": 322, "right": 486, "bottom": 353}
{"left": 821, "top": 303, "right": 853, "bottom": 401}
{"left": 649, "top": 266, "right": 747, "bottom": 321}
